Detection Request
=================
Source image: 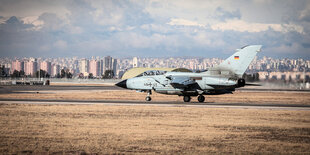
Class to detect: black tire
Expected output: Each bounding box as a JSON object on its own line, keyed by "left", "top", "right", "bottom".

{"left": 183, "top": 96, "right": 191, "bottom": 102}
{"left": 145, "top": 96, "right": 151, "bottom": 101}
{"left": 198, "top": 95, "right": 205, "bottom": 103}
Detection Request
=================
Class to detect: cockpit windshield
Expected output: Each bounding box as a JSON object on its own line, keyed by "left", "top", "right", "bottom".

{"left": 136, "top": 70, "right": 167, "bottom": 77}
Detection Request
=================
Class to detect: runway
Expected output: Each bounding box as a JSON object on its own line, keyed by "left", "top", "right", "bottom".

{"left": 1, "top": 98, "right": 310, "bottom": 111}
{"left": 1, "top": 85, "right": 309, "bottom": 94}
{"left": 0, "top": 85, "right": 122, "bottom": 94}
{"left": 1, "top": 85, "right": 310, "bottom": 111}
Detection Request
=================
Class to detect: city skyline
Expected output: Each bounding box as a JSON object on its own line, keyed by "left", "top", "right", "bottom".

{"left": 2, "top": 54, "right": 310, "bottom": 60}
{"left": 0, "top": 1, "right": 310, "bottom": 59}
{"left": 2, "top": 55, "right": 310, "bottom": 79}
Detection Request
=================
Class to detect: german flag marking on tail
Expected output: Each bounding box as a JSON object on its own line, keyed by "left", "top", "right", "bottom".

{"left": 234, "top": 56, "right": 239, "bottom": 60}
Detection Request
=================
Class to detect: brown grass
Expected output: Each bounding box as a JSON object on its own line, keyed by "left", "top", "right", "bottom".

{"left": 0, "top": 103, "right": 309, "bottom": 154}
{"left": 0, "top": 89, "right": 309, "bottom": 105}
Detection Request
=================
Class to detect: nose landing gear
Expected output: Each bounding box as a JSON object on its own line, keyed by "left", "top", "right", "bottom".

{"left": 145, "top": 90, "right": 152, "bottom": 101}
{"left": 145, "top": 96, "right": 151, "bottom": 101}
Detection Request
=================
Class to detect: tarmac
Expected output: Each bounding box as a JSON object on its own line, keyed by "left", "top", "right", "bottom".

{"left": 1, "top": 98, "right": 310, "bottom": 111}
{"left": 0, "top": 85, "right": 310, "bottom": 111}
{"left": 0, "top": 85, "right": 122, "bottom": 94}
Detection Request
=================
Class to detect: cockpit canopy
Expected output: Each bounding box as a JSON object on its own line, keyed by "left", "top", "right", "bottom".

{"left": 136, "top": 70, "right": 167, "bottom": 77}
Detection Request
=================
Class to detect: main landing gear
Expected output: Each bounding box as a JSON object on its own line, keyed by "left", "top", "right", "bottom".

{"left": 197, "top": 95, "right": 205, "bottom": 103}
{"left": 183, "top": 95, "right": 205, "bottom": 103}
{"left": 145, "top": 90, "right": 152, "bottom": 101}
{"left": 183, "top": 96, "right": 191, "bottom": 102}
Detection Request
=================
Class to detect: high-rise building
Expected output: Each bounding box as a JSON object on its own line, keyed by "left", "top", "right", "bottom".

{"left": 24, "top": 58, "right": 37, "bottom": 76}
{"left": 79, "top": 59, "right": 89, "bottom": 76}
{"left": 11, "top": 60, "right": 24, "bottom": 73}
{"left": 73, "top": 59, "right": 79, "bottom": 73}
{"left": 112, "top": 58, "right": 118, "bottom": 77}
{"left": 40, "top": 61, "right": 51, "bottom": 75}
{"left": 99, "top": 59, "right": 104, "bottom": 76}
{"left": 104, "top": 56, "right": 112, "bottom": 71}
{"left": 133, "top": 57, "right": 138, "bottom": 68}
{"left": 89, "top": 59, "right": 100, "bottom": 77}
{"left": 51, "top": 64, "right": 60, "bottom": 77}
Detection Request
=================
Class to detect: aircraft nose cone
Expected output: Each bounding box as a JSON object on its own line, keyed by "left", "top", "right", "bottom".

{"left": 115, "top": 80, "right": 127, "bottom": 89}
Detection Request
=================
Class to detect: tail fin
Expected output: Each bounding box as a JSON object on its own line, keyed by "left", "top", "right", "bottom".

{"left": 211, "top": 45, "right": 262, "bottom": 77}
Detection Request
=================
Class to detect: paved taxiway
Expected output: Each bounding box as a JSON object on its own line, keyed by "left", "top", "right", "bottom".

{"left": 0, "top": 85, "right": 122, "bottom": 94}
{"left": 1, "top": 85, "right": 309, "bottom": 111}
{"left": 1, "top": 85, "right": 309, "bottom": 94}
{"left": 1, "top": 99, "right": 310, "bottom": 111}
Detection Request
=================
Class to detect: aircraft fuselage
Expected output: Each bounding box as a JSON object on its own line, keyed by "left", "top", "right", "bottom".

{"left": 125, "top": 72, "right": 238, "bottom": 96}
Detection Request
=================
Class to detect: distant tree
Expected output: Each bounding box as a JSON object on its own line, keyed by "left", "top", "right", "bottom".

{"left": 0, "top": 65, "right": 6, "bottom": 77}
{"left": 67, "top": 71, "right": 72, "bottom": 79}
{"left": 78, "top": 73, "right": 84, "bottom": 79}
{"left": 60, "top": 69, "right": 72, "bottom": 78}
{"left": 103, "top": 70, "right": 114, "bottom": 79}
{"left": 56, "top": 73, "right": 61, "bottom": 78}
{"left": 10, "top": 70, "right": 25, "bottom": 78}
{"left": 88, "top": 73, "right": 93, "bottom": 79}
{"left": 35, "top": 69, "right": 49, "bottom": 78}
{"left": 61, "top": 69, "right": 66, "bottom": 78}
{"left": 11, "top": 70, "right": 20, "bottom": 78}
{"left": 20, "top": 70, "right": 25, "bottom": 77}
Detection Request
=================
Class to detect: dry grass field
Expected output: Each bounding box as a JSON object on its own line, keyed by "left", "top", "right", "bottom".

{"left": 0, "top": 85, "right": 309, "bottom": 154}
{"left": 0, "top": 103, "right": 309, "bottom": 154}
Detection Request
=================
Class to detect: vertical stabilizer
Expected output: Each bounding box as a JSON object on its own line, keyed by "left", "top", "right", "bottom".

{"left": 212, "top": 45, "right": 262, "bottom": 77}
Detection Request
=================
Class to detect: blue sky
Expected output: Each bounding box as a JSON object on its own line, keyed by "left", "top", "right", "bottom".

{"left": 0, "top": 0, "right": 310, "bottom": 59}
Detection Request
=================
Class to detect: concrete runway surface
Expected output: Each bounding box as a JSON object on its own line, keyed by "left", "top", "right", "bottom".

{"left": 0, "top": 85, "right": 122, "bottom": 94}
{"left": 1, "top": 85, "right": 309, "bottom": 94}
{"left": 1, "top": 85, "right": 309, "bottom": 111}
{"left": 1, "top": 99, "right": 310, "bottom": 111}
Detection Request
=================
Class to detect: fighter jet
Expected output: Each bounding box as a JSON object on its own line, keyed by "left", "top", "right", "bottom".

{"left": 116, "top": 45, "right": 262, "bottom": 102}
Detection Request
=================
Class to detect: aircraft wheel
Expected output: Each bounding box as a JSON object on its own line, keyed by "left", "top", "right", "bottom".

{"left": 198, "top": 95, "right": 205, "bottom": 103}
{"left": 183, "top": 96, "right": 191, "bottom": 102}
{"left": 145, "top": 96, "right": 152, "bottom": 101}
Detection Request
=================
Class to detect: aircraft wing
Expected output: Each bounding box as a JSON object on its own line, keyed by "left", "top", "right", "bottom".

{"left": 168, "top": 76, "right": 197, "bottom": 88}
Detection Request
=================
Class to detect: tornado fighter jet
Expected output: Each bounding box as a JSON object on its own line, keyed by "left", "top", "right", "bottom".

{"left": 116, "top": 45, "right": 262, "bottom": 102}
